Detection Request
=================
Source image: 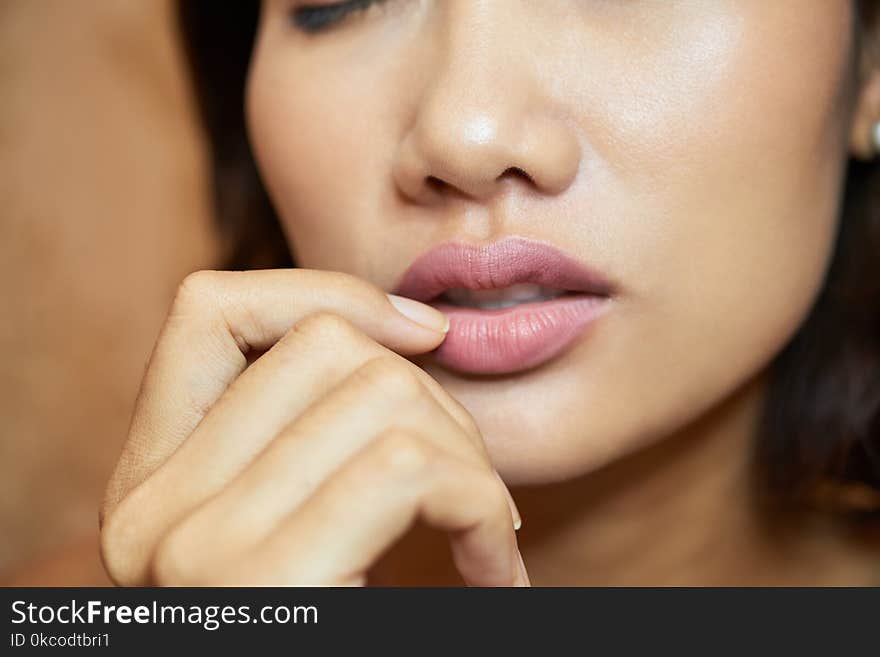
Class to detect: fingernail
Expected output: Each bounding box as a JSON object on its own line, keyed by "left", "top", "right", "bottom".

{"left": 514, "top": 548, "right": 531, "bottom": 587}
{"left": 387, "top": 294, "right": 450, "bottom": 333}
{"left": 495, "top": 471, "right": 522, "bottom": 531}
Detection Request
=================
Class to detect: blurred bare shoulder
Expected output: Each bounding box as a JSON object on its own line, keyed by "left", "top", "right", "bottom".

{"left": 0, "top": 0, "right": 221, "bottom": 583}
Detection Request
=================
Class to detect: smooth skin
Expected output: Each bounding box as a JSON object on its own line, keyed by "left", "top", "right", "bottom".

{"left": 102, "top": 1, "right": 880, "bottom": 585}
{"left": 101, "top": 270, "right": 527, "bottom": 585}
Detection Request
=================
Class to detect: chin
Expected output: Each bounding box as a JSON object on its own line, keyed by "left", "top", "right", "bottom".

{"left": 412, "top": 352, "right": 633, "bottom": 487}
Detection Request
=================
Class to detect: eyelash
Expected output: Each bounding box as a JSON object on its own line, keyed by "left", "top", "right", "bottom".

{"left": 290, "top": 0, "right": 390, "bottom": 33}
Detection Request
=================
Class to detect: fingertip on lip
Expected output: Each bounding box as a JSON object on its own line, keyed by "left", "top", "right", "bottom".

{"left": 386, "top": 293, "right": 450, "bottom": 334}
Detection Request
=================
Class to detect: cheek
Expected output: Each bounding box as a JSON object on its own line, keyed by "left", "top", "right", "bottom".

{"left": 604, "top": 4, "right": 851, "bottom": 381}
{"left": 559, "top": 5, "right": 851, "bottom": 467}
{"left": 245, "top": 53, "right": 392, "bottom": 275}
{"left": 483, "top": 7, "right": 854, "bottom": 480}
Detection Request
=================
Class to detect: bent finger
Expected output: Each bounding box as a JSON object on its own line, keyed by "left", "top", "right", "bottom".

{"left": 105, "top": 268, "right": 448, "bottom": 508}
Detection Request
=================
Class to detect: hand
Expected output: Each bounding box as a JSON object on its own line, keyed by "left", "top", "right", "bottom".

{"left": 99, "top": 269, "right": 528, "bottom": 586}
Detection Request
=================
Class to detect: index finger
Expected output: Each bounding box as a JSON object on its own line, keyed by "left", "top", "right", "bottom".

{"left": 104, "top": 268, "right": 449, "bottom": 509}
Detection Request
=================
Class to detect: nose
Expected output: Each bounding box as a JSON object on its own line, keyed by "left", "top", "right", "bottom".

{"left": 392, "top": 2, "right": 582, "bottom": 205}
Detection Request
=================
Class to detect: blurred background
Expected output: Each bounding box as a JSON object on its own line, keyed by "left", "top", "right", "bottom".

{"left": 0, "top": 0, "right": 223, "bottom": 584}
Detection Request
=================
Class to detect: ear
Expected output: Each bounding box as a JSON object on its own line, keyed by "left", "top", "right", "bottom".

{"left": 850, "top": 12, "right": 880, "bottom": 160}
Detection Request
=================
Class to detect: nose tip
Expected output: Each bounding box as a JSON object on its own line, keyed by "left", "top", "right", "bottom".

{"left": 393, "top": 112, "right": 515, "bottom": 202}
{"left": 393, "top": 109, "right": 581, "bottom": 204}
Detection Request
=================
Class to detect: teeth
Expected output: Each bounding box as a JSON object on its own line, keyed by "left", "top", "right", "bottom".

{"left": 440, "top": 284, "right": 566, "bottom": 310}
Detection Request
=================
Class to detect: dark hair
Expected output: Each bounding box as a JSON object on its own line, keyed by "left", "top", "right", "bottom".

{"left": 178, "top": 2, "right": 291, "bottom": 271}
{"left": 177, "top": 2, "right": 880, "bottom": 520}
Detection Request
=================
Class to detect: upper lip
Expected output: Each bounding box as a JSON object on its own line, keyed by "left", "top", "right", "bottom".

{"left": 392, "top": 235, "right": 616, "bottom": 303}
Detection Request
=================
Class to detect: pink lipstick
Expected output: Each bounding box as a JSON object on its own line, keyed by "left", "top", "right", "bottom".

{"left": 393, "top": 236, "right": 615, "bottom": 375}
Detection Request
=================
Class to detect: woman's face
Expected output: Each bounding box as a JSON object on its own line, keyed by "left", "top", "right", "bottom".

{"left": 246, "top": 0, "right": 861, "bottom": 484}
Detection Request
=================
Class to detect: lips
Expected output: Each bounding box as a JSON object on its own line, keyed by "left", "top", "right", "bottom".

{"left": 393, "top": 236, "right": 615, "bottom": 375}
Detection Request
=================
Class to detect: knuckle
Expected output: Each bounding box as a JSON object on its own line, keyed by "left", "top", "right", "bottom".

{"left": 151, "top": 530, "right": 198, "bottom": 586}
{"left": 99, "top": 503, "right": 143, "bottom": 586}
{"left": 487, "top": 475, "right": 512, "bottom": 516}
{"left": 373, "top": 430, "right": 434, "bottom": 477}
{"left": 478, "top": 472, "right": 512, "bottom": 522}
{"left": 174, "top": 270, "right": 225, "bottom": 306}
{"left": 267, "top": 327, "right": 306, "bottom": 365}
{"left": 355, "top": 357, "right": 427, "bottom": 403}
{"left": 169, "top": 270, "right": 230, "bottom": 324}
{"left": 292, "top": 311, "right": 360, "bottom": 344}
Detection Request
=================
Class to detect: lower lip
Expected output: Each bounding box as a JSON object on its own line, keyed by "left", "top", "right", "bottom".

{"left": 427, "top": 293, "right": 611, "bottom": 375}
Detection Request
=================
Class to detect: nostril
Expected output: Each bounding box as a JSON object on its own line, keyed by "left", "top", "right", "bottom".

{"left": 498, "top": 166, "right": 533, "bottom": 185}
{"left": 425, "top": 175, "right": 446, "bottom": 194}
{"left": 424, "top": 168, "right": 530, "bottom": 193}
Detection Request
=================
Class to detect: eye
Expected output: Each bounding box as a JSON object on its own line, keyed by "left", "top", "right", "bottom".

{"left": 290, "top": 0, "right": 390, "bottom": 33}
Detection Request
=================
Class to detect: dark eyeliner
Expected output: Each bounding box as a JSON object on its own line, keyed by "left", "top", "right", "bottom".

{"left": 291, "top": 0, "right": 387, "bottom": 33}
